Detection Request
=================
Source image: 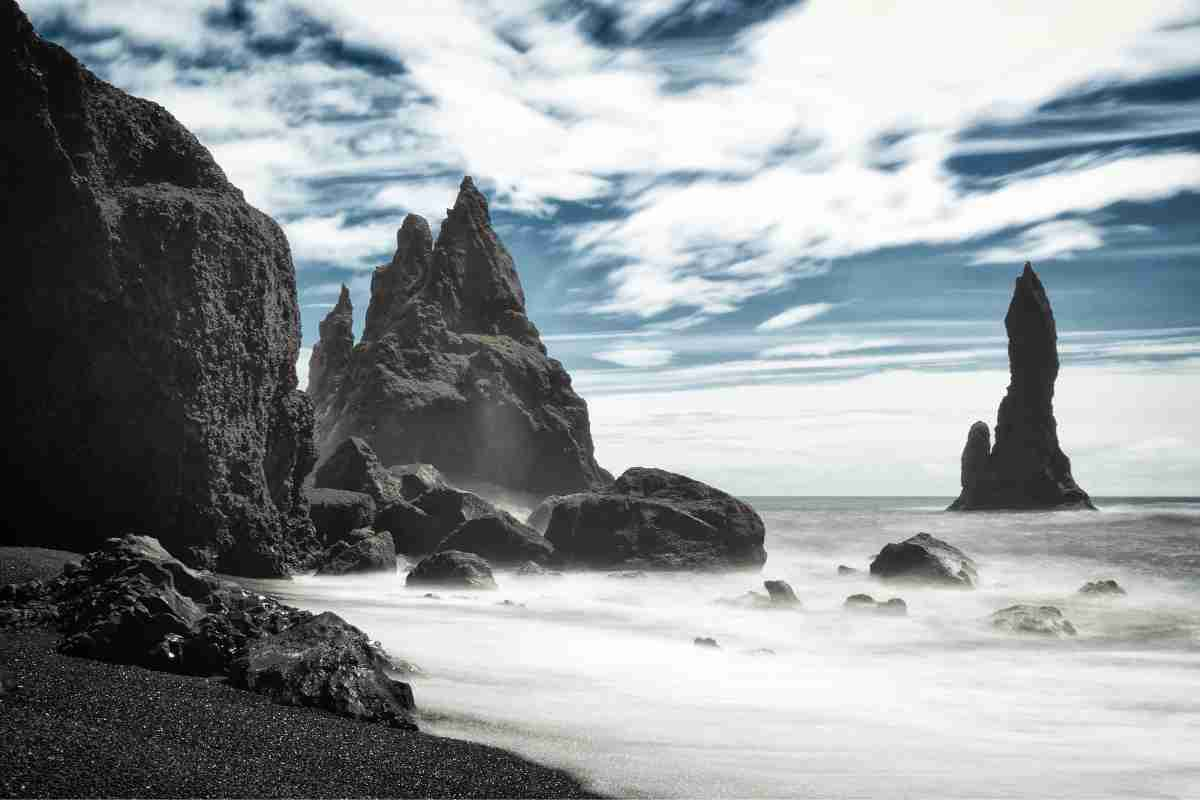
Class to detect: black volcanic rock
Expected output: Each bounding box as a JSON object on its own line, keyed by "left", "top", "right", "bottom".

{"left": 314, "top": 437, "right": 405, "bottom": 506}
{"left": 869, "top": 533, "right": 978, "bottom": 587}
{"left": 307, "top": 178, "right": 611, "bottom": 496}
{"left": 949, "top": 263, "right": 1095, "bottom": 511}
{"left": 406, "top": 550, "right": 497, "bottom": 590}
{"left": 306, "top": 488, "right": 377, "bottom": 546}
{"left": 315, "top": 529, "right": 396, "bottom": 575}
{"left": 436, "top": 512, "right": 555, "bottom": 565}
{"left": 1, "top": 3, "right": 316, "bottom": 575}
{"left": 544, "top": 468, "right": 767, "bottom": 571}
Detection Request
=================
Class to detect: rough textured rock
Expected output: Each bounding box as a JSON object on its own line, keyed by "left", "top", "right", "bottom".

{"left": 1079, "top": 579, "right": 1125, "bottom": 596}
{"left": 0, "top": 4, "right": 316, "bottom": 575}
{"left": 306, "top": 488, "right": 377, "bottom": 546}
{"left": 869, "top": 533, "right": 978, "bottom": 588}
{"left": 228, "top": 611, "right": 416, "bottom": 729}
{"left": 388, "top": 463, "right": 451, "bottom": 502}
{"left": 406, "top": 550, "right": 497, "bottom": 590}
{"left": 989, "top": 604, "right": 1077, "bottom": 637}
{"left": 544, "top": 468, "right": 767, "bottom": 571}
{"left": 763, "top": 580, "right": 799, "bottom": 607}
{"left": 307, "top": 285, "right": 354, "bottom": 415}
{"left": 844, "top": 594, "right": 907, "bottom": 615}
{"left": 315, "top": 529, "right": 396, "bottom": 575}
{"left": 949, "top": 263, "right": 1095, "bottom": 511}
{"left": 307, "top": 178, "right": 611, "bottom": 496}
{"left": 527, "top": 495, "right": 570, "bottom": 534}
{"left": 436, "top": 513, "right": 555, "bottom": 565}
{"left": 314, "top": 437, "right": 406, "bottom": 506}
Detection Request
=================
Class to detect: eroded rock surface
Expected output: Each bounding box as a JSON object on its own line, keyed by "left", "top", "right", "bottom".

{"left": 436, "top": 513, "right": 555, "bottom": 565}
{"left": 306, "top": 488, "right": 377, "bottom": 546}
{"left": 949, "top": 263, "right": 1095, "bottom": 511}
{"left": 315, "top": 529, "right": 396, "bottom": 575}
{"left": 406, "top": 550, "right": 497, "bottom": 590}
{"left": 870, "top": 533, "right": 978, "bottom": 588}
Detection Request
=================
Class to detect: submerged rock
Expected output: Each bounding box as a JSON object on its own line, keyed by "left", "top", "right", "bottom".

{"left": 763, "top": 580, "right": 800, "bottom": 607}
{"left": 870, "top": 533, "right": 978, "bottom": 588}
{"left": 544, "top": 468, "right": 767, "bottom": 571}
{"left": 1, "top": 3, "right": 316, "bottom": 575}
{"left": 306, "top": 488, "right": 377, "bottom": 547}
{"left": 1079, "top": 579, "right": 1125, "bottom": 596}
{"left": 989, "top": 605, "right": 1077, "bottom": 637}
{"left": 229, "top": 611, "right": 416, "bottom": 729}
{"left": 315, "top": 529, "right": 396, "bottom": 575}
{"left": 406, "top": 550, "right": 497, "bottom": 590}
{"left": 837, "top": 565, "right": 860, "bottom": 576}
{"left": 844, "top": 594, "right": 907, "bottom": 615}
{"left": 949, "top": 263, "right": 1095, "bottom": 511}
{"left": 436, "top": 512, "right": 555, "bottom": 565}
{"left": 693, "top": 637, "right": 720, "bottom": 649}
{"left": 307, "top": 179, "right": 611, "bottom": 496}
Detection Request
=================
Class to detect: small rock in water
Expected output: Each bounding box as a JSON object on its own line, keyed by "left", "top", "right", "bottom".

{"left": 694, "top": 637, "right": 720, "bottom": 649}
{"left": 837, "top": 565, "right": 859, "bottom": 576}
{"left": 869, "top": 532, "right": 978, "bottom": 588}
{"left": 844, "top": 594, "right": 907, "bottom": 616}
{"left": 989, "top": 605, "right": 1077, "bottom": 637}
{"left": 763, "top": 580, "right": 800, "bottom": 607}
{"left": 1079, "top": 579, "right": 1125, "bottom": 596}
{"left": 407, "top": 550, "right": 497, "bottom": 590}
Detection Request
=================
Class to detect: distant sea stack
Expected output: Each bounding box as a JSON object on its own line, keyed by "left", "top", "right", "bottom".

{"left": 949, "top": 263, "right": 1095, "bottom": 511}
{"left": 308, "top": 177, "right": 611, "bottom": 497}
{"left": 0, "top": 1, "right": 317, "bottom": 574}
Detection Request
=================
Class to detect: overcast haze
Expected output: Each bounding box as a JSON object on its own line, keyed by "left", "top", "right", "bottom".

{"left": 28, "top": 0, "right": 1200, "bottom": 495}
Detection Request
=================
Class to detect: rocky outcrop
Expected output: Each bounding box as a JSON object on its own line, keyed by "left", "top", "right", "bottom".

{"left": 0, "top": 4, "right": 316, "bottom": 575}
{"left": 544, "top": 468, "right": 767, "bottom": 571}
{"left": 388, "top": 463, "right": 451, "bottom": 502}
{"left": 949, "top": 263, "right": 1095, "bottom": 511}
{"left": 869, "top": 533, "right": 978, "bottom": 587}
{"left": 306, "top": 488, "right": 376, "bottom": 546}
{"left": 307, "top": 285, "right": 354, "bottom": 414}
{"left": 307, "top": 178, "right": 610, "bottom": 497}
{"left": 1079, "top": 579, "right": 1125, "bottom": 596}
{"left": 315, "top": 529, "right": 396, "bottom": 575}
{"left": 406, "top": 550, "right": 497, "bottom": 590}
{"left": 844, "top": 594, "right": 907, "bottom": 615}
{"left": 314, "top": 437, "right": 406, "bottom": 506}
{"left": 989, "top": 605, "right": 1076, "bottom": 636}
{"left": 763, "top": 580, "right": 799, "bottom": 607}
{"left": 436, "top": 513, "right": 555, "bottom": 565}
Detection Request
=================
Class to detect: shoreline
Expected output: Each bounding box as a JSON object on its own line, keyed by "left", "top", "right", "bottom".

{"left": 0, "top": 547, "right": 601, "bottom": 799}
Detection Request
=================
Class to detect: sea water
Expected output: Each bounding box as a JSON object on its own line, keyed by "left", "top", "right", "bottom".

{"left": 255, "top": 498, "right": 1200, "bottom": 798}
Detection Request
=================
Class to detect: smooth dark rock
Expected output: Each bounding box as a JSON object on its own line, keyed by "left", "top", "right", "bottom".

{"left": 436, "top": 512, "right": 555, "bottom": 565}
{"left": 306, "top": 488, "right": 377, "bottom": 547}
{"left": 544, "top": 467, "right": 767, "bottom": 571}
{"left": 989, "top": 604, "right": 1077, "bottom": 636}
{"left": 388, "top": 463, "right": 451, "bottom": 502}
{"left": 307, "top": 179, "right": 611, "bottom": 497}
{"left": 763, "top": 580, "right": 800, "bottom": 607}
{"left": 1079, "top": 579, "right": 1125, "bottom": 596}
{"left": 0, "top": 4, "right": 316, "bottom": 575}
{"left": 316, "top": 529, "right": 396, "bottom": 575}
{"left": 406, "top": 550, "right": 497, "bottom": 590}
{"left": 315, "top": 437, "right": 406, "bottom": 506}
{"left": 228, "top": 611, "right": 416, "bottom": 730}
{"left": 837, "top": 565, "right": 860, "bottom": 576}
{"left": 844, "top": 594, "right": 907, "bottom": 615}
{"left": 693, "top": 637, "right": 720, "bottom": 649}
{"left": 870, "top": 533, "right": 978, "bottom": 587}
{"left": 949, "top": 263, "right": 1095, "bottom": 511}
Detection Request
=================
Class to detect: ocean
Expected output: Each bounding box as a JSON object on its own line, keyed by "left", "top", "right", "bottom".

{"left": 254, "top": 497, "right": 1200, "bottom": 798}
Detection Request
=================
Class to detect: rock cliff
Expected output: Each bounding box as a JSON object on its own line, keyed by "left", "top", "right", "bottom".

{"left": 308, "top": 177, "right": 609, "bottom": 497}
{"left": 1, "top": 1, "right": 317, "bottom": 574}
{"left": 949, "top": 263, "right": 1095, "bottom": 510}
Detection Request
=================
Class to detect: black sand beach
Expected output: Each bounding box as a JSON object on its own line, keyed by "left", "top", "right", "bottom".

{"left": 0, "top": 548, "right": 599, "bottom": 799}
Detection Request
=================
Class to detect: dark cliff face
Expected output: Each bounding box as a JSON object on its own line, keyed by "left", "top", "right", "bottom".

{"left": 949, "top": 263, "right": 1094, "bottom": 511}
{"left": 309, "top": 177, "right": 610, "bottom": 498}
{"left": 1, "top": 1, "right": 318, "bottom": 574}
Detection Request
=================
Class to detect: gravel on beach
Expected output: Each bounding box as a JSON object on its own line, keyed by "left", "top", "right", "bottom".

{"left": 0, "top": 548, "right": 599, "bottom": 799}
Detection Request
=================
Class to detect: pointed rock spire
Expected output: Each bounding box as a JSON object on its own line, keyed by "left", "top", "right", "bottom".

{"left": 949, "top": 262, "right": 1094, "bottom": 510}
{"left": 308, "top": 284, "right": 354, "bottom": 408}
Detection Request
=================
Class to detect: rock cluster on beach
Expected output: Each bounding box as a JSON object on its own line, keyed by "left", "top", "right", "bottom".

{"left": 949, "top": 263, "right": 1095, "bottom": 511}
{"left": 307, "top": 180, "right": 611, "bottom": 498}
{"left": 1, "top": 1, "right": 316, "bottom": 576}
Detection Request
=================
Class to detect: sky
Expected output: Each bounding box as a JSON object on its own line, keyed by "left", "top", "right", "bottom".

{"left": 25, "top": 0, "right": 1200, "bottom": 496}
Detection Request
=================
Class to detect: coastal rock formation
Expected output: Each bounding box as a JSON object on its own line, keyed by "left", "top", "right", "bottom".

{"left": 544, "top": 468, "right": 767, "bottom": 570}
{"left": 307, "top": 286, "right": 354, "bottom": 414}
{"left": 315, "top": 529, "right": 396, "bottom": 575}
{"left": 307, "top": 178, "right": 610, "bottom": 497}
{"left": 229, "top": 611, "right": 417, "bottom": 730}
{"left": 1, "top": 3, "right": 315, "bottom": 575}
{"left": 388, "top": 463, "right": 452, "bottom": 502}
{"left": 844, "top": 594, "right": 908, "bottom": 615}
{"left": 436, "top": 513, "right": 556, "bottom": 565}
{"left": 306, "top": 489, "right": 377, "bottom": 546}
{"left": 763, "top": 580, "right": 800, "bottom": 607}
{"left": 406, "top": 550, "right": 497, "bottom": 590}
{"left": 315, "top": 437, "right": 406, "bottom": 506}
{"left": 949, "top": 263, "right": 1095, "bottom": 511}
{"left": 989, "top": 605, "right": 1077, "bottom": 637}
{"left": 1079, "top": 579, "right": 1125, "bottom": 596}
{"left": 870, "top": 533, "right": 978, "bottom": 587}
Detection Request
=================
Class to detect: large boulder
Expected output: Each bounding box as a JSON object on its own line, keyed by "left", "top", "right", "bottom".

{"left": 436, "top": 512, "right": 555, "bottom": 565}
{"left": 406, "top": 550, "right": 497, "bottom": 590}
{"left": 314, "top": 437, "right": 405, "bottom": 506}
{"left": 869, "top": 533, "right": 978, "bottom": 588}
{"left": 544, "top": 468, "right": 767, "bottom": 570}
{"left": 315, "top": 529, "right": 396, "bottom": 576}
{"left": 306, "top": 488, "right": 377, "bottom": 546}
{"left": 228, "top": 611, "right": 416, "bottom": 729}
{"left": 387, "top": 463, "right": 451, "bottom": 502}
{"left": 989, "top": 605, "right": 1077, "bottom": 637}
{"left": 0, "top": 3, "right": 316, "bottom": 575}
{"left": 949, "top": 263, "right": 1095, "bottom": 511}
{"left": 306, "top": 179, "right": 612, "bottom": 497}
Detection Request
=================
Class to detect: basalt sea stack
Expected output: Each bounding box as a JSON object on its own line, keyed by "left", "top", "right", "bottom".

{"left": 949, "top": 263, "right": 1095, "bottom": 511}
{"left": 1, "top": 2, "right": 317, "bottom": 574}
{"left": 308, "top": 177, "right": 610, "bottom": 497}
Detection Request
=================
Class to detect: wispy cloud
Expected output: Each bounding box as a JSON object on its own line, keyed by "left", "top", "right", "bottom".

{"left": 757, "top": 302, "right": 836, "bottom": 331}
{"left": 593, "top": 347, "right": 676, "bottom": 368}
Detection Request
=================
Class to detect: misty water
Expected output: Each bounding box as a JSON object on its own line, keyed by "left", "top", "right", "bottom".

{"left": 255, "top": 498, "right": 1200, "bottom": 798}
